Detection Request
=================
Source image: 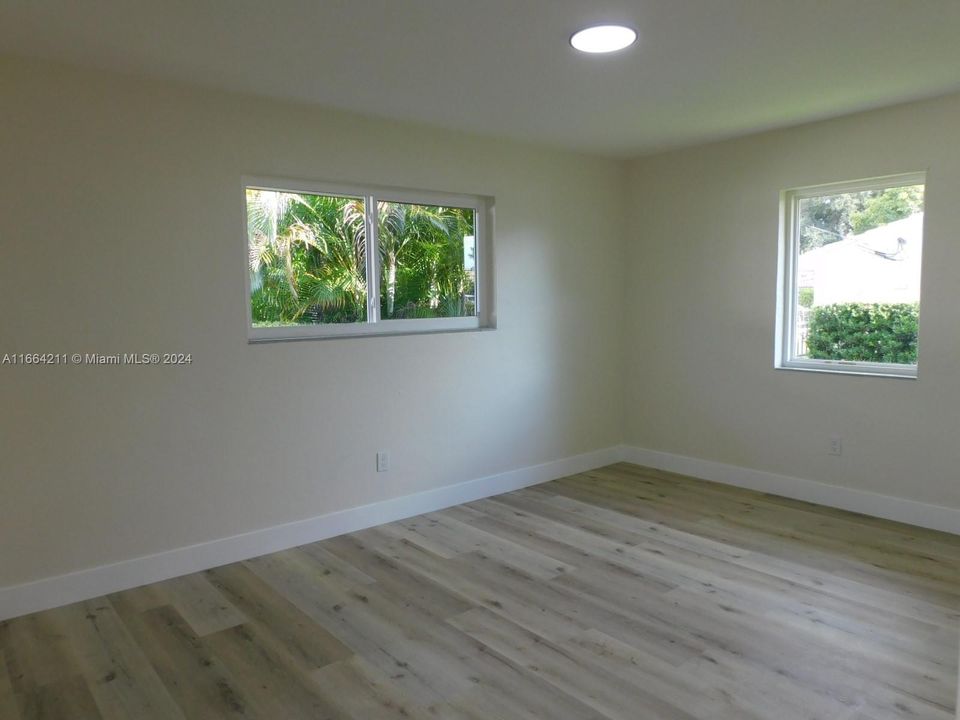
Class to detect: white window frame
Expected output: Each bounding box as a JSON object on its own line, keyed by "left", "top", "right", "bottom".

{"left": 243, "top": 176, "right": 495, "bottom": 342}
{"left": 775, "top": 172, "right": 926, "bottom": 379}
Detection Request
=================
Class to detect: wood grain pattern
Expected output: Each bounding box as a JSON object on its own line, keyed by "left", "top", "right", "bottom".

{"left": 1, "top": 463, "right": 957, "bottom": 719}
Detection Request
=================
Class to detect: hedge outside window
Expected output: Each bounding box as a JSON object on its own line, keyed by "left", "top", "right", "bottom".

{"left": 777, "top": 173, "right": 925, "bottom": 378}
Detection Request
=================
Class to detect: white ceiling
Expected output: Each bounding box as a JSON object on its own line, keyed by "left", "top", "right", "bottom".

{"left": 2, "top": 0, "right": 959, "bottom": 157}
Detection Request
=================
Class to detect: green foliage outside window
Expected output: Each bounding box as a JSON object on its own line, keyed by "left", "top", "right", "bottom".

{"left": 376, "top": 201, "right": 476, "bottom": 320}
{"left": 247, "top": 189, "right": 476, "bottom": 326}
{"left": 850, "top": 186, "right": 924, "bottom": 235}
{"left": 799, "top": 185, "right": 923, "bottom": 253}
{"left": 806, "top": 303, "right": 918, "bottom": 364}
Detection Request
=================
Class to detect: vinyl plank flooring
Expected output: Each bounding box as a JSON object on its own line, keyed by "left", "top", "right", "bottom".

{"left": 153, "top": 574, "right": 247, "bottom": 637}
{"left": 0, "top": 696, "right": 18, "bottom": 720}
{"left": 203, "top": 622, "right": 344, "bottom": 719}
{"left": 49, "top": 599, "right": 185, "bottom": 720}
{"left": 0, "top": 650, "right": 11, "bottom": 697}
{"left": 0, "top": 650, "right": 20, "bottom": 720}
{"left": 3, "top": 462, "right": 957, "bottom": 720}
{"left": 449, "top": 606, "right": 700, "bottom": 720}
{"left": 321, "top": 533, "right": 474, "bottom": 619}
{"left": 204, "top": 563, "right": 351, "bottom": 672}
{"left": 105, "top": 584, "right": 167, "bottom": 615}
{"left": 297, "top": 543, "right": 378, "bottom": 586}
{"left": 14, "top": 676, "right": 102, "bottom": 720}
{"left": 243, "top": 548, "right": 449, "bottom": 705}
{"left": 396, "top": 512, "right": 576, "bottom": 579}
{"left": 108, "top": 601, "right": 254, "bottom": 719}
{"left": 312, "top": 656, "right": 429, "bottom": 719}
{"left": 2, "top": 614, "right": 77, "bottom": 695}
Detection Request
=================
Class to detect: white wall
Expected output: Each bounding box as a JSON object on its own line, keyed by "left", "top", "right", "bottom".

{"left": 625, "top": 93, "right": 960, "bottom": 511}
{"left": 4, "top": 52, "right": 959, "bottom": 602}
{"left": 0, "top": 57, "right": 627, "bottom": 590}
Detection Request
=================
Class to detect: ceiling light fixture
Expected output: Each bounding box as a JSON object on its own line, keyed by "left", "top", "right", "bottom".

{"left": 570, "top": 25, "right": 637, "bottom": 54}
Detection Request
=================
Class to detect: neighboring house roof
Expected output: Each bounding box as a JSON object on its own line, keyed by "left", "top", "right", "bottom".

{"left": 798, "top": 213, "right": 923, "bottom": 306}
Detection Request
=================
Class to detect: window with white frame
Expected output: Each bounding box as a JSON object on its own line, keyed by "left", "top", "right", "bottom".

{"left": 244, "top": 178, "right": 492, "bottom": 340}
{"left": 777, "top": 173, "right": 925, "bottom": 378}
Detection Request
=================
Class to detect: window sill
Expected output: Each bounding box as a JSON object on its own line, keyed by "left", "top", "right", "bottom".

{"left": 776, "top": 360, "right": 917, "bottom": 380}
{"left": 248, "top": 323, "right": 494, "bottom": 344}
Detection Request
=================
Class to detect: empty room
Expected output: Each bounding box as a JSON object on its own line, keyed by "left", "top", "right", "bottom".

{"left": 1, "top": 1, "right": 959, "bottom": 718}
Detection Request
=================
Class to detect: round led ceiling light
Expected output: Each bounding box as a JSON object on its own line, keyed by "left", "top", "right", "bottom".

{"left": 570, "top": 25, "right": 637, "bottom": 54}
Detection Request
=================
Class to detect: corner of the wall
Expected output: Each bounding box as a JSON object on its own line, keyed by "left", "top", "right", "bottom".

{"left": 621, "top": 445, "right": 960, "bottom": 536}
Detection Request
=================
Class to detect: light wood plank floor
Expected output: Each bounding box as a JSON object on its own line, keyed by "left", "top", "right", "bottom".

{"left": 2, "top": 463, "right": 958, "bottom": 719}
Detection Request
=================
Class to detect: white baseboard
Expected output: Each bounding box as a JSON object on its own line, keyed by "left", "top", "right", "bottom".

{"left": 7, "top": 444, "right": 956, "bottom": 622}
{"left": 0, "top": 445, "right": 622, "bottom": 621}
{"left": 622, "top": 446, "right": 960, "bottom": 536}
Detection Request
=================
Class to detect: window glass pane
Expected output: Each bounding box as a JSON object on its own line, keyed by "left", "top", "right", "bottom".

{"left": 246, "top": 189, "right": 368, "bottom": 326}
{"left": 377, "top": 201, "right": 477, "bottom": 320}
{"left": 794, "top": 183, "right": 924, "bottom": 365}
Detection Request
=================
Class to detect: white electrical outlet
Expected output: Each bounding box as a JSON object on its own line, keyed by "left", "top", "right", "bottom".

{"left": 376, "top": 451, "right": 390, "bottom": 472}
{"left": 829, "top": 436, "right": 842, "bottom": 456}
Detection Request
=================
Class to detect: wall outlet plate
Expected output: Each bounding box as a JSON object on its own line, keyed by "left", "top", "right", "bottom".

{"left": 376, "top": 451, "right": 390, "bottom": 472}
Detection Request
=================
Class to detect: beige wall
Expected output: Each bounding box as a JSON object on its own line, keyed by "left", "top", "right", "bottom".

{"left": 4, "top": 53, "right": 959, "bottom": 594}
{"left": 625, "top": 93, "right": 960, "bottom": 510}
{"left": 0, "top": 57, "right": 627, "bottom": 589}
